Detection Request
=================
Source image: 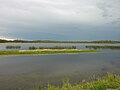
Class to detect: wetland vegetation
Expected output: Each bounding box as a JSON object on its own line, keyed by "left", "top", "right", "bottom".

{"left": 35, "top": 74, "right": 120, "bottom": 90}
{"left": 86, "top": 45, "right": 120, "bottom": 50}
{"left": 0, "top": 49, "right": 98, "bottom": 55}
{"left": 6, "top": 45, "right": 21, "bottom": 49}
{"left": 29, "top": 46, "right": 76, "bottom": 50}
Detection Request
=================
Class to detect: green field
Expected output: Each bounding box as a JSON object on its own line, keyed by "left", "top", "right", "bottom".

{"left": 0, "top": 49, "right": 99, "bottom": 55}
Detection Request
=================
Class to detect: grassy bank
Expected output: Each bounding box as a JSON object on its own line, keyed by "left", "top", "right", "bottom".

{"left": 35, "top": 74, "right": 120, "bottom": 90}
{"left": 86, "top": 45, "right": 120, "bottom": 50}
{"left": 0, "top": 49, "right": 99, "bottom": 56}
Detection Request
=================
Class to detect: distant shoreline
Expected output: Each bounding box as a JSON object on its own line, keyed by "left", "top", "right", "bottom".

{"left": 0, "top": 39, "right": 120, "bottom": 44}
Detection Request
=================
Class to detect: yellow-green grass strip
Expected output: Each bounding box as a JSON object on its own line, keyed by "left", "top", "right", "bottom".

{"left": 0, "top": 49, "right": 100, "bottom": 56}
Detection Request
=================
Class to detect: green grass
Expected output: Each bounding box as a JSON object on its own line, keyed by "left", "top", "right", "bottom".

{"left": 0, "top": 49, "right": 99, "bottom": 55}
{"left": 35, "top": 74, "right": 120, "bottom": 90}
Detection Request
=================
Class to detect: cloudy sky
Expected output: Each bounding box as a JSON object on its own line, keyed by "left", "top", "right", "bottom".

{"left": 0, "top": 0, "right": 120, "bottom": 40}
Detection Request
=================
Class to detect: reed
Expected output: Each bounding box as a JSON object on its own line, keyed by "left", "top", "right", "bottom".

{"left": 86, "top": 45, "right": 120, "bottom": 50}
{"left": 6, "top": 45, "right": 21, "bottom": 49}
{"left": 29, "top": 46, "right": 76, "bottom": 50}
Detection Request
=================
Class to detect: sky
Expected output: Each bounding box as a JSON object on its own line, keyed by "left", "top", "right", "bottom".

{"left": 0, "top": 0, "right": 120, "bottom": 40}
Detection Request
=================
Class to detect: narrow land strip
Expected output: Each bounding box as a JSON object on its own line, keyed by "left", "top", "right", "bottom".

{"left": 0, "top": 49, "right": 99, "bottom": 55}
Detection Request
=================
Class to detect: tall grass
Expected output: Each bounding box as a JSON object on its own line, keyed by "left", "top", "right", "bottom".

{"left": 35, "top": 74, "right": 120, "bottom": 90}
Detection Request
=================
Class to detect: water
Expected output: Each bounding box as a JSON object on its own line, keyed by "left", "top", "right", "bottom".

{"left": 0, "top": 43, "right": 120, "bottom": 50}
{"left": 0, "top": 52, "right": 120, "bottom": 74}
{"left": 0, "top": 43, "right": 120, "bottom": 89}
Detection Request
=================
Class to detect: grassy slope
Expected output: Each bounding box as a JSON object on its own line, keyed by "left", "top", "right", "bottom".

{"left": 0, "top": 49, "right": 99, "bottom": 55}
{"left": 35, "top": 74, "right": 120, "bottom": 90}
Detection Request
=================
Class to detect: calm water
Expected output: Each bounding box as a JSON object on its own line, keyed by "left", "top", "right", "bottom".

{"left": 0, "top": 43, "right": 120, "bottom": 50}
{"left": 0, "top": 43, "right": 120, "bottom": 89}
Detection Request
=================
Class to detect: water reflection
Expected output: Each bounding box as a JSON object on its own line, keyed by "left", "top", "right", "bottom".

{"left": 0, "top": 43, "right": 120, "bottom": 89}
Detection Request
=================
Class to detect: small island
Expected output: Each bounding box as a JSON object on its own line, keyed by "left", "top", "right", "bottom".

{"left": 0, "top": 49, "right": 99, "bottom": 56}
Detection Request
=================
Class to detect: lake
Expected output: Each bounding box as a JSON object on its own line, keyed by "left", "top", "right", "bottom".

{"left": 0, "top": 43, "right": 120, "bottom": 50}
{"left": 0, "top": 43, "right": 120, "bottom": 90}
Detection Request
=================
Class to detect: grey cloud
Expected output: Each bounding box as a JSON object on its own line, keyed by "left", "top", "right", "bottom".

{"left": 110, "top": 18, "right": 120, "bottom": 26}
{"left": 0, "top": 0, "right": 120, "bottom": 40}
{"left": 96, "top": 0, "right": 120, "bottom": 26}
{"left": 97, "top": 1, "right": 112, "bottom": 18}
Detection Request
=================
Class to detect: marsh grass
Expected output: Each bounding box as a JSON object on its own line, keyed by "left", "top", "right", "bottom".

{"left": 86, "top": 46, "right": 120, "bottom": 50}
{"left": 6, "top": 45, "right": 21, "bottom": 49}
{"left": 29, "top": 46, "right": 76, "bottom": 50}
{"left": 35, "top": 74, "right": 120, "bottom": 90}
{"left": 0, "top": 49, "right": 98, "bottom": 55}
